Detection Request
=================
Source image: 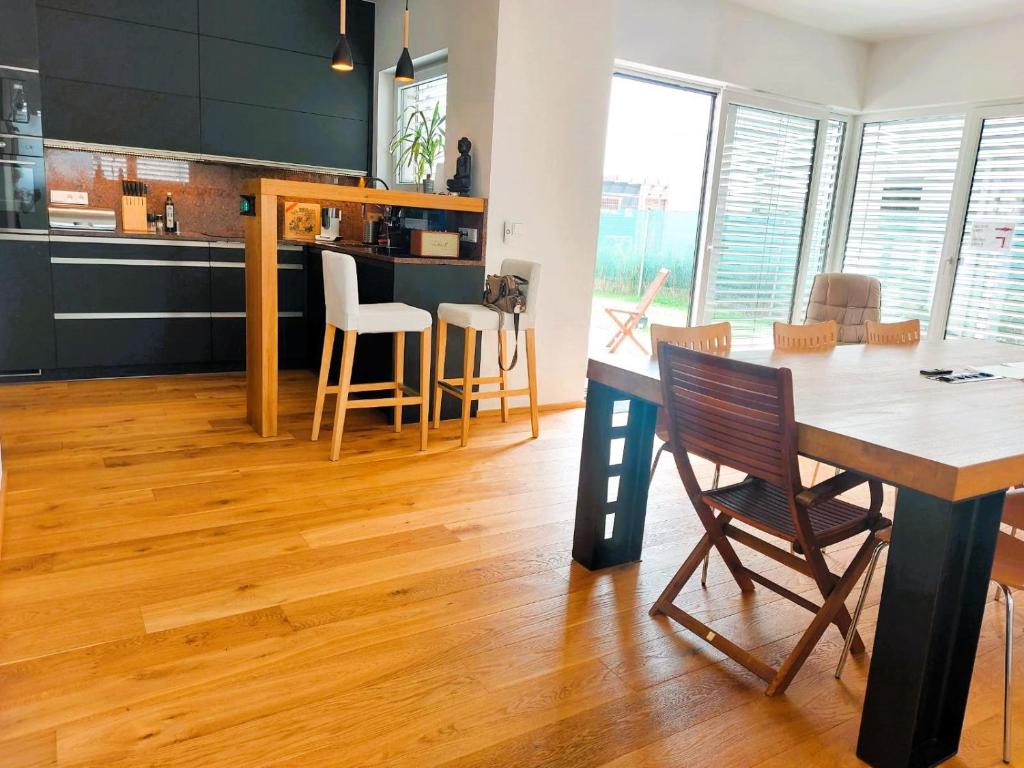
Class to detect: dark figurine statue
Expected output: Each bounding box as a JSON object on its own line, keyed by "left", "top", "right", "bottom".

{"left": 447, "top": 137, "right": 472, "bottom": 195}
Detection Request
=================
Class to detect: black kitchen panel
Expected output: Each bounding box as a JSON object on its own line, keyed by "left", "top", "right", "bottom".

{"left": 0, "top": 238, "right": 57, "bottom": 372}
{"left": 51, "top": 261, "right": 210, "bottom": 313}
{"left": 210, "top": 247, "right": 306, "bottom": 313}
{"left": 212, "top": 317, "right": 306, "bottom": 367}
{"left": 37, "top": 0, "right": 198, "bottom": 32}
{"left": 50, "top": 240, "right": 210, "bottom": 262}
{"left": 201, "top": 99, "right": 367, "bottom": 170}
{"left": 42, "top": 77, "right": 201, "bottom": 151}
{"left": 200, "top": 36, "right": 370, "bottom": 121}
{"left": 199, "top": 0, "right": 373, "bottom": 64}
{"left": 0, "top": 0, "right": 40, "bottom": 69}
{"left": 55, "top": 318, "right": 211, "bottom": 367}
{"left": 37, "top": 7, "right": 199, "bottom": 96}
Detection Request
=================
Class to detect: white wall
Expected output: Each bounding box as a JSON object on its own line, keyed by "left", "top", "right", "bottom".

{"left": 484, "top": 0, "right": 615, "bottom": 406}
{"left": 614, "top": 0, "right": 869, "bottom": 110}
{"left": 863, "top": 16, "right": 1024, "bottom": 112}
{"left": 373, "top": 0, "right": 498, "bottom": 195}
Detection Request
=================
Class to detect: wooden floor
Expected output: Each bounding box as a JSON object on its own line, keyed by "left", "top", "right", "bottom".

{"left": 0, "top": 371, "right": 1020, "bottom": 767}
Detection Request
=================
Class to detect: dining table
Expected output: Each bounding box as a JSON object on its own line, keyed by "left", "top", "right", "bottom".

{"left": 572, "top": 339, "right": 1024, "bottom": 768}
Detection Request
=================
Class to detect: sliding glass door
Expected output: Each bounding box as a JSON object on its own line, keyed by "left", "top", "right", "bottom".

{"left": 589, "top": 74, "right": 715, "bottom": 355}
{"left": 703, "top": 105, "right": 818, "bottom": 346}
{"left": 946, "top": 115, "right": 1024, "bottom": 343}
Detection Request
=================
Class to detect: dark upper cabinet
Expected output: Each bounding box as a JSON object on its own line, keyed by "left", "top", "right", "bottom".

{"left": 0, "top": 238, "right": 57, "bottom": 373}
{"left": 202, "top": 99, "right": 367, "bottom": 170}
{"left": 42, "top": 77, "right": 202, "bottom": 152}
{"left": 0, "top": 0, "right": 40, "bottom": 69}
{"left": 37, "top": 7, "right": 199, "bottom": 96}
{"left": 35, "top": 1, "right": 198, "bottom": 32}
{"left": 199, "top": 0, "right": 373, "bottom": 64}
{"left": 200, "top": 37, "right": 370, "bottom": 122}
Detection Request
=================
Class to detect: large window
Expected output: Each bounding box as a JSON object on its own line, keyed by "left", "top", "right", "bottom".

{"left": 842, "top": 116, "right": 965, "bottom": 330}
{"left": 796, "top": 119, "right": 846, "bottom": 318}
{"left": 946, "top": 116, "right": 1024, "bottom": 343}
{"left": 395, "top": 74, "right": 447, "bottom": 184}
{"left": 704, "top": 105, "right": 818, "bottom": 345}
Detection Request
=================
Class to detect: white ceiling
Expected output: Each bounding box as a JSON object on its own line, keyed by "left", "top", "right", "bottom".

{"left": 730, "top": 0, "right": 1024, "bottom": 42}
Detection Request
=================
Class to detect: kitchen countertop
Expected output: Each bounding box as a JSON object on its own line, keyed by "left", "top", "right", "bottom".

{"left": 46, "top": 229, "right": 483, "bottom": 266}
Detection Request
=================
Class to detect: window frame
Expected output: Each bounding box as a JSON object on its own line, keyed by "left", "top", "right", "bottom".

{"left": 393, "top": 67, "right": 449, "bottom": 186}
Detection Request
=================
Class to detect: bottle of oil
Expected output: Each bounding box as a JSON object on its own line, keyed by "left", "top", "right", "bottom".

{"left": 164, "top": 193, "right": 176, "bottom": 234}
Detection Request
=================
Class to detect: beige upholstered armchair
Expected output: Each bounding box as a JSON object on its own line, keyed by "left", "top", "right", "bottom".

{"left": 804, "top": 273, "right": 881, "bottom": 343}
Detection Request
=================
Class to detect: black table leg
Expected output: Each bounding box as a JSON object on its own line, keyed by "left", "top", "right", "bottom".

{"left": 572, "top": 379, "right": 658, "bottom": 570}
{"left": 857, "top": 487, "right": 1004, "bottom": 768}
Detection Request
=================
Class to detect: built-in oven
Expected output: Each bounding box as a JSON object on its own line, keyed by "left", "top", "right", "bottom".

{"left": 0, "top": 66, "right": 46, "bottom": 231}
{"left": 0, "top": 134, "right": 47, "bottom": 231}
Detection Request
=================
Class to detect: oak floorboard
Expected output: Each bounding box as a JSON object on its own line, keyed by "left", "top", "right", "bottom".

{"left": 0, "top": 372, "right": 1016, "bottom": 767}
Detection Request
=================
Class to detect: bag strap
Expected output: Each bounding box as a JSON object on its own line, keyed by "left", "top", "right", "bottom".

{"left": 483, "top": 305, "right": 521, "bottom": 371}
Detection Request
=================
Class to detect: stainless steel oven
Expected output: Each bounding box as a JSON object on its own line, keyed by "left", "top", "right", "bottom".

{"left": 0, "top": 134, "right": 46, "bottom": 231}
{"left": 0, "top": 66, "right": 46, "bottom": 232}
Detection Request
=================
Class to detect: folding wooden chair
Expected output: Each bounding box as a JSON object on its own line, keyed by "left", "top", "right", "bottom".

{"left": 604, "top": 268, "right": 671, "bottom": 354}
{"left": 651, "top": 345, "right": 890, "bottom": 696}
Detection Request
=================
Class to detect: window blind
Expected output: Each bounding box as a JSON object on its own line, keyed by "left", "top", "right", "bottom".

{"left": 705, "top": 105, "right": 817, "bottom": 346}
{"left": 842, "top": 116, "right": 965, "bottom": 330}
{"left": 946, "top": 116, "right": 1024, "bottom": 344}
{"left": 796, "top": 119, "right": 846, "bottom": 319}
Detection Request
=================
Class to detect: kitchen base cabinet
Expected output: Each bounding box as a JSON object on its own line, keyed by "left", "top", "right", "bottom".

{"left": 0, "top": 237, "right": 57, "bottom": 374}
{"left": 54, "top": 318, "right": 211, "bottom": 368}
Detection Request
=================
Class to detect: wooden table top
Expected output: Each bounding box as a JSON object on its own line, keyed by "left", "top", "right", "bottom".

{"left": 588, "top": 340, "right": 1024, "bottom": 502}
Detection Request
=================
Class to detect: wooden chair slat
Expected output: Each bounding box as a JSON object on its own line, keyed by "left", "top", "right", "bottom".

{"left": 866, "top": 319, "right": 921, "bottom": 345}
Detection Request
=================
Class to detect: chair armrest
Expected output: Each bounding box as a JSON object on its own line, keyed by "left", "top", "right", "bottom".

{"left": 797, "top": 470, "right": 872, "bottom": 509}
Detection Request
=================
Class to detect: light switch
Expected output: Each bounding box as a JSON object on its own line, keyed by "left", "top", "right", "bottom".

{"left": 503, "top": 221, "right": 523, "bottom": 243}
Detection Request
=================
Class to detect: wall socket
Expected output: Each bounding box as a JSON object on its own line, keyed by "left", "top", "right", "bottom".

{"left": 503, "top": 221, "right": 523, "bottom": 242}
{"left": 51, "top": 190, "right": 89, "bottom": 206}
{"left": 458, "top": 227, "right": 478, "bottom": 243}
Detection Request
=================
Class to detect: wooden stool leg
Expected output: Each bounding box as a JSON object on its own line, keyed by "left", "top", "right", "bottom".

{"left": 311, "top": 324, "right": 336, "bottom": 441}
{"left": 433, "top": 320, "right": 448, "bottom": 429}
{"left": 498, "top": 329, "right": 510, "bottom": 423}
{"left": 460, "top": 327, "right": 477, "bottom": 447}
{"left": 525, "top": 328, "right": 540, "bottom": 438}
{"left": 393, "top": 331, "right": 405, "bottom": 434}
{"left": 329, "top": 330, "right": 357, "bottom": 462}
{"left": 419, "top": 329, "right": 430, "bottom": 451}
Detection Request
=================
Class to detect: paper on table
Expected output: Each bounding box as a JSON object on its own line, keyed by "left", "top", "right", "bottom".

{"left": 968, "top": 361, "right": 1024, "bottom": 379}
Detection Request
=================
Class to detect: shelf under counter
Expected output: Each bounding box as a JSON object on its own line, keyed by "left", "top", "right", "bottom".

{"left": 296, "top": 240, "right": 483, "bottom": 268}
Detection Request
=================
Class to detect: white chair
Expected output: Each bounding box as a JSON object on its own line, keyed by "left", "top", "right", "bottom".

{"left": 434, "top": 259, "right": 541, "bottom": 447}
{"left": 311, "top": 250, "right": 433, "bottom": 460}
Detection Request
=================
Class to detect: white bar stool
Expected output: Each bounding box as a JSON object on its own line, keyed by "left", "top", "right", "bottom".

{"left": 434, "top": 258, "right": 541, "bottom": 447}
{"left": 312, "top": 250, "right": 433, "bottom": 460}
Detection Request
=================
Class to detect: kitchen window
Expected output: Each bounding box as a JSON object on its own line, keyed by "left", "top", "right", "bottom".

{"left": 395, "top": 73, "right": 448, "bottom": 185}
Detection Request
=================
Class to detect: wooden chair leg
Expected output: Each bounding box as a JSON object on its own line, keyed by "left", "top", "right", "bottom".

{"left": 525, "top": 328, "right": 539, "bottom": 439}
{"left": 460, "top": 327, "right": 476, "bottom": 447}
{"left": 311, "top": 324, "right": 336, "bottom": 441}
{"left": 498, "top": 329, "right": 510, "bottom": 424}
{"left": 393, "top": 331, "right": 405, "bottom": 434}
{"left": 433, "top": 320, "right": 448, "bottom": 429}
{"left": 329, "top": 330, "right": 356, "bottom": 462}
{"left": 419, "top": 329, "right": 430, "bottom": 451}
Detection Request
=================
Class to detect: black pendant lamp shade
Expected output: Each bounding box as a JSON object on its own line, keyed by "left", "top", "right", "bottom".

{"left": 395, "top": 1, "right": 415, "bottom": 83}
{"left": 332, "top": 0, "right": 354, "bottom": 72}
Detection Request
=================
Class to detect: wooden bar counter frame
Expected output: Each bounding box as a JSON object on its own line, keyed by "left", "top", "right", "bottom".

{"left": 241, "top": 178, "right": 487, "bottom": 437}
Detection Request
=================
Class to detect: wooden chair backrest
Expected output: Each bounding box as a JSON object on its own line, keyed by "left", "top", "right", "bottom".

{"left": 773, "top": 320, "right": 838, "bottom": 352}
{"left": 865, "top": 319, "right": 921, "bottom": 345}
{"left": 649, "top": 321, "right": 731, "bottom": 359}
{"left": 658, "top": 344, "right": 800, "bottom": 493}
{"left": 635, "top": 268, "right": 671, "bottom": 314}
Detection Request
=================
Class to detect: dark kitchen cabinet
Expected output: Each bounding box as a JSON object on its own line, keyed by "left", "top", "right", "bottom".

{"left": 0, "top": 0, "right": 40, "bottom": 69}
{"left": 50, "top": 239, "right": 211, "bottom": 369}
{"left": 0, "top": 237, "right": 57, "bottom": 373}
{"left": 201, "top": 99, "right": 368, "bottom": 170}
{"left": 199, "top": 0, "right": 374, "bottom": 64}
{"left": 210, "top": 246, "right": 307, "bottom": 367}
{"left": 36, "top": 0, "right": 199, "bottom": 32}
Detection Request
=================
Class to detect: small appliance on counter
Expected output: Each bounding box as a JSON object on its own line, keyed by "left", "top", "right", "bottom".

{"left": 317, "top": 207, "right": 341, "bottom": 241}
{"left": 48, "top": 206, "right": 116, "bottom": 231}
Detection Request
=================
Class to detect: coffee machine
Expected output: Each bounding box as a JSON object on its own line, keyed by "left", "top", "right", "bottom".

{"left": 317, "top": 207, "right": 341, "bottom": 241}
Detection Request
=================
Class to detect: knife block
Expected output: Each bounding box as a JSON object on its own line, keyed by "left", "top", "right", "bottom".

{"left": 121, "top": 196, "right": 148, "bottom": 233}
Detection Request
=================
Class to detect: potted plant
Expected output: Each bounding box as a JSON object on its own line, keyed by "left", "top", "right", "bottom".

{"left": 390, "top": 103, "right": 446, "bottom": 192}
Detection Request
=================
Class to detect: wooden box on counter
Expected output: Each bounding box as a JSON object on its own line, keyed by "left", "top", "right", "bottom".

{"left": 410, "top": 230, "right": 460, "bottom": 258}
